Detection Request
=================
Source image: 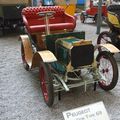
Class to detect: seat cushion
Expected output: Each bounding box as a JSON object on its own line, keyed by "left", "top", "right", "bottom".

{"left": 29, "top": 23, "right": 75, "bottom": 33}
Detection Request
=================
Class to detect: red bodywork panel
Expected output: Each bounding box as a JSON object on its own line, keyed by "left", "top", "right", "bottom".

{"left": 22, "top": 6, "right": 76, "bottom": 34}
{"left": 86, "top": 1, "right": 107, "bottom": 17}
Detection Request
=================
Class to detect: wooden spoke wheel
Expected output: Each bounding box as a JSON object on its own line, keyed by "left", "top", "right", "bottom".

{"left": 39, "top": 62, "right": 54, "bottom": 107}
{"left": 96, "top": 51, "right": 118, "bottom": 91}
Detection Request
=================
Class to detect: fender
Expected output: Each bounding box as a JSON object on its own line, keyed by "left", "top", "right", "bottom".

{"left": 19, "top": 35, "right": 33, "bottom": 67}
{"left": 31, "top": 50, "right": 57, "bottom": 68}
{"left": 96, "top": 43, "right": 120, "bottom": 53}
{"left": 20, "top": 35, "right": 57, "bottom": 69}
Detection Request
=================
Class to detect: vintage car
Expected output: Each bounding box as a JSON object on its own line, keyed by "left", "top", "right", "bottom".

{"left": 80, "top": 0, "right": 107, "bottom": 23}
{"left": 97, "top": 4, "right": 120, "bottom": 51}
{"left": 20, "top": 6, "right": 119, "bottom": 107}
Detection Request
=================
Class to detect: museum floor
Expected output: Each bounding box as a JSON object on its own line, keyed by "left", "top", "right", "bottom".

{"left": 0, "top": 19, "right": 120, "bottom": 120}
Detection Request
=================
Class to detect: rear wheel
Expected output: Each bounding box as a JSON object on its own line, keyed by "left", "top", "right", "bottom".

{"left": 80, "top": 13, "right": 85, "bottom": 23}
{"left": 97, "top": 31, "right": 112, "bottom": 52}
{"left": 94, "top": 14, "right": 104, "bottom": 24}
{"left": 94, "top": 15, "right": 98, "bottom": 24}
{"left": 21, "top": 43, "right": 29, "bottom": 71}
{"left": 96, "top": 51, "right": 118, "bottom": 91}
{"left": 39, "top": 62, "right": 54, "bottom": 107}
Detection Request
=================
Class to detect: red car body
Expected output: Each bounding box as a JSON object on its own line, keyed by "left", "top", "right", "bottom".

{"left": 80, "top": 0, "right": 107, "bottom": 23}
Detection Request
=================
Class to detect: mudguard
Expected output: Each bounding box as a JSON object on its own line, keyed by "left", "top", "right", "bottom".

{"left": 31, "top": 50, "right": 57, "bottom": 68}
{"left": 97, "top": 43, "right": 120, "bottom": 53}
{"left": 19, "top": 35, "right": 33, "bottom": 67}
{"left": 20, "top": 35, "right": 57, "bottom": 69}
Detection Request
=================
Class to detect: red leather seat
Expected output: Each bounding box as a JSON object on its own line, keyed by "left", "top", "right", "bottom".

{"left": 22, "top": 6, "right": 76, "bottom": 34}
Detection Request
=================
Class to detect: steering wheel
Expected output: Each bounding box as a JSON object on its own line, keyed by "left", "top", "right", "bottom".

{"left": 37, "top": 11, "right": 55, "bottom": 35}
{"left": 37, "top": 11, "right": 55, "bottom": 19}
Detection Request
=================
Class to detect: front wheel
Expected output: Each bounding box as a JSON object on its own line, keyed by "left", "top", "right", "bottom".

{"left": 96, "top": 51, "right": 118, "bottom": 91}
{"left": 80, "top": 13, "right": 85, "bottom": 23}
{"left": 39, "top": 62, "right": 54, "bottom": 107}
{"left": 94, "top": 15, "right": 98, "bottom": 24}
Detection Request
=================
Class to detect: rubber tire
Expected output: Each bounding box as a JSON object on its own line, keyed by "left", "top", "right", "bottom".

{"left": 80, "top": 13, "right": 85, "bottom": 23}
{"left": 96, "top": 51, "right": 118, "bottom": 91}
{"left": 94, "top": 14, "right": 103, "bottom": 24}
{"left": 39, "top": 62, "right": 54, "bottom": 107}
{"left": 97, "top": 31, "right": 112, "bottom": 52}
{"left": 21, "top": 43, "right": 29, "bottom": 71}
{"left": 94, "top": 15, "right": 98, "bottom": 24}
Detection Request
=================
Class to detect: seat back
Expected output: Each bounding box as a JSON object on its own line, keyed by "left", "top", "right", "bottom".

{"left": 22, "top": 6, "right": 65, "bottom": 26}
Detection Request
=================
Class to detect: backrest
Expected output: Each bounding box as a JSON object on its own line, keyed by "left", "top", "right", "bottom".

{"left": 22, "top": 6, "right": 65, "bottom": 26}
